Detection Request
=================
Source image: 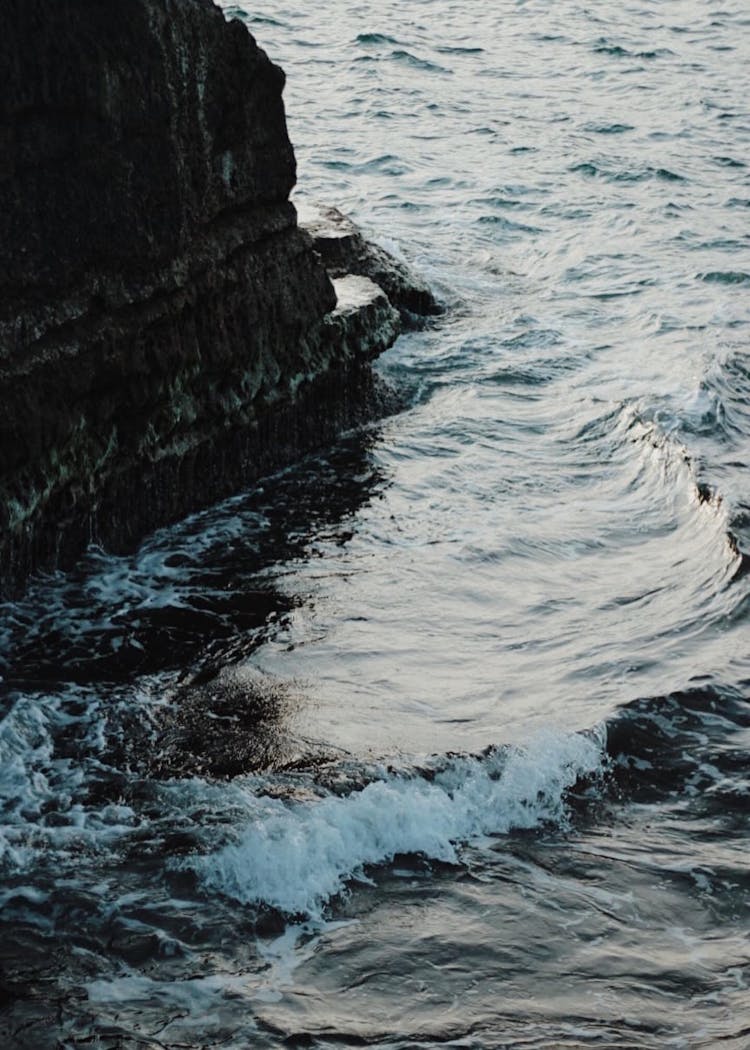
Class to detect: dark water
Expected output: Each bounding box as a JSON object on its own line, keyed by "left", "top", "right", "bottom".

{"left": 2, "top": 1, "right": 750, "bottom": 1046}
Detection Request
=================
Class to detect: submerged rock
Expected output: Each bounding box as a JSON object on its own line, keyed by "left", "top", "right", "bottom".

{"left": 0, "top": 0, "right": 435, "bottom": 597}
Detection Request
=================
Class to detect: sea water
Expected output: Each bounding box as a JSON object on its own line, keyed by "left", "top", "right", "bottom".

{"left": 1, "top": 1, "right": 749, "bottom": 1046}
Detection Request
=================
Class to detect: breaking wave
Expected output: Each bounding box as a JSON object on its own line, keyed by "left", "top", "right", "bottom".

{"left": 175, "top": 730, "right": 605, "bottom": 917}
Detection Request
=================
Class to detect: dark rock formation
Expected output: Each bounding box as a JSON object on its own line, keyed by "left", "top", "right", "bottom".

{"left": 0, "top": 0, "right": 431, "bottom": 598}
{"left": 298, "top": 202, "right": 443, "bottom": 323}
{"left": 151, "top": 664, "right": 309, "bottom": 779}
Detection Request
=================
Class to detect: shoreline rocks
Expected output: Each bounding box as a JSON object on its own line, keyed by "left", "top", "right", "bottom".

{"left": 0, "top": 0, "right": 438, "bottom": 598}
{"left": 298, "top": 201, "right": 442, "bottom": 324}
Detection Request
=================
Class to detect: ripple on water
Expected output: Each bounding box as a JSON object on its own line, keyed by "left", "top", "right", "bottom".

{"left": 4, "top": 0, "right": 750, "bottom": 1045}
{"left": 699, "top": 270, "right": 750, "bottom": 285}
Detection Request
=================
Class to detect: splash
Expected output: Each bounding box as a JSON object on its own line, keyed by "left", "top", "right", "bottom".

{"left": 177, "top": 730, "right": 604, "bottom": 917}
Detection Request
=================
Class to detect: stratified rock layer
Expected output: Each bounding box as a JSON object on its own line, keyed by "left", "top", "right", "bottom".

{"left": 0, "top": 0, "right": 411, "bottom": 596}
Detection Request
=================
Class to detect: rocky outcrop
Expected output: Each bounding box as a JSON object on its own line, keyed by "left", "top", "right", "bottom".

{"left": 0, "top": 0, "right": 431, "bottom": 597}
{"left": 298, "top": 202, "right": 442, "bottom": 323}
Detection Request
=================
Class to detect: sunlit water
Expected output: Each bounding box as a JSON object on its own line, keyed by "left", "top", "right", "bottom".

{"left": 2, "top": 2, "right": 749, "bottom": 1046}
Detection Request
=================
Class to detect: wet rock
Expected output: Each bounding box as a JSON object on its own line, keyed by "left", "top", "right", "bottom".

{"left": 0, "top": 0, "right": 426, "bottom": 597}
{"left": 150, "top": 663, "right": 335, "bottom": 778}
{"left": 298, "top": 201, "right": 443, "bottom": 323}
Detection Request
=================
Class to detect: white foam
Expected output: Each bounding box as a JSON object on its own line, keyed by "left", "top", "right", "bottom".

{"left": 0, "top": 685, "right": 144, "bottom": 870}
{"left": 0, "top": 496, "right": 270, "bottom": 673}
{"left": 638, "top": 384, "right": 723, "bottom": 439}
{"left": 179, "top": 729, "right": 604, "bottom": 917}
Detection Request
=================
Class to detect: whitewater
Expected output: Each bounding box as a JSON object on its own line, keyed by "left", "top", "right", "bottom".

{"left": 1, "top": 1, "right": 749, "bottom": 1046}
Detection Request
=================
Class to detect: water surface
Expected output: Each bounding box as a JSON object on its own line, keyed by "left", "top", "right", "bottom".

{"left": 2, "top": 1, "right": 749, "bottom": 1046}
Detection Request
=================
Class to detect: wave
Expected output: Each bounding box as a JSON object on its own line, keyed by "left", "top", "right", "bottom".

{"left": 699, "top": 270, "right": 750, "bottom": 286}
{"left": 608, "top": 391, "right": 749, "bottom": 582}
{"left": 2, "top": 668, "right": 746, "bottom": 932}
{"left": 355, "top": 32, "right": 400, "bottom": 46}
{"left": 435, "top": 45, "right": 485, "bottom": 55}
{"left": 218, "top": 3, "right": 285, "bottom": 28}
{"left": 605, "top": 683, "right": 750, "bottom": 803}
{"left": 713, "top": 156, "right": 746, "bottom": 169}
{"left": 171, "top": 672, "right": 749, "bottom": 923}
{"left": 174, "top": 730, "right": 605, "bottom": 918}
{"left": 389, "top": 50, "right": 451, "bottom": 75}
{"left": 631, "top": 353, "right": 750, "bottom": 574}
{"left": 175, "top": 675, "right": 748, "bottom": 919}
{"left": 592, "top": 40, "right": 673, "bottom": 59}
{"left": 582, "top": 122, "right": 634, "bottom": 134}
{"left": 569, "top": 161, "right": 686, "bottom": 182}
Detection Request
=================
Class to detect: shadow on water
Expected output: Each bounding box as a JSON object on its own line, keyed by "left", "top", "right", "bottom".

{"left": 0, "top": 425, "right": 389, "bottom": 689}
{"left": 0, "top": 423, "right": 394, "bottom": 786}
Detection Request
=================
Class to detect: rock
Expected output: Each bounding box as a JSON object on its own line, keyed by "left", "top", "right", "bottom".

{"left": 0, "top": 0, "right": 429, "bottom": 597}
{"left": 297, "top": 201, "right": 443, "bottom": 323}
{"left": 152, "top": 664, "right": 302, "bottom": 778}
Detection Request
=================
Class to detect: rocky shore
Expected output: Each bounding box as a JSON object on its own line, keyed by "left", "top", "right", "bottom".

{"left": 0, "top": 0, "right": 438, "bottom": 598}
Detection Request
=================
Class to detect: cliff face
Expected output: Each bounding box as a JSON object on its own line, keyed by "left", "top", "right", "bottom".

{"left": 0, "top": 0, "right": 407, "bottom": 596}
{"left": 0, "top": 0, "right": 297, "bottom": 296}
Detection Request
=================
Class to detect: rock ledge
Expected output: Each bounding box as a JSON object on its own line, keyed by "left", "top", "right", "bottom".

{"left": 0, "top": 0, "right": 437, "bottom": 597}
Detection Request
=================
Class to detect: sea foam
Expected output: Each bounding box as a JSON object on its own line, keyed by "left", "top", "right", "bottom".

{"left": 178, "top": 729, "right": 604, "bottom": 917}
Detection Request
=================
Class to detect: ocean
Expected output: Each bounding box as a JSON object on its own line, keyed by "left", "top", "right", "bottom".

{"left": 1, "top": 1, "right": 749, "bottom": 1045}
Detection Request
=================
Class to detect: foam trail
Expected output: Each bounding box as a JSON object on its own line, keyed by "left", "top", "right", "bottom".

{"left": 180, "top": 729, "right": 604, "bottom": 917}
